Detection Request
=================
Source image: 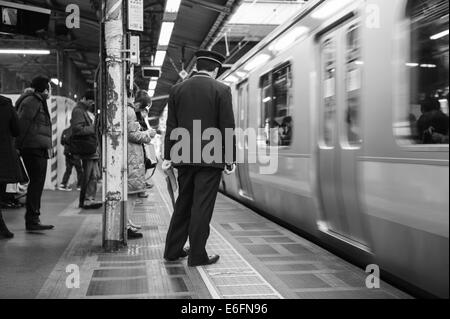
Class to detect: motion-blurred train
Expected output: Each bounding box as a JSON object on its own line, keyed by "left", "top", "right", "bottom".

{"left": 219, "top": 0, "right": 449, "bottom": 298}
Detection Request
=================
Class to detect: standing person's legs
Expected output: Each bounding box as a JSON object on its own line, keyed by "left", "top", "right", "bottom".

{"left": 85, "top": 160, "right": 97, "bottom": 201}
{"left": 187, "top": 167, "right": 222, "bottom": 265}
{"left": 126, "top": 194, "right": 142, "bottom": 239}
{"left": 164, "top": 167, "right": 196, "bottom": 260}
{"left": 73, "top": 156, "right": 83, "bottom": 189}
{"left": 79, "top": 159, "right": 90, "bottom": 208}
{"left": 0, "top": 183, "right": 14, "bottom": 238}
{"left": 22, "top": 151, "right": 48, "bottom": 225}
{"left": 61, "top": 154, "right": 74, "bottom": 187}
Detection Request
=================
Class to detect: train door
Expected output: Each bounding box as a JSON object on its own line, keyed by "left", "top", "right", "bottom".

{"left": 236, "top": 81, "right": 254, "bottom": 200}
{"left": 317, "top": 18, "right": 368, "bottom": 247}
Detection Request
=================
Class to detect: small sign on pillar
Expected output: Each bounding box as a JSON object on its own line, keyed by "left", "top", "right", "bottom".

{"left": 127, "top": 0, "right": 143, "bottom": 32}
{"left": 130, "top": 35, "right": 140, "bottom": 65}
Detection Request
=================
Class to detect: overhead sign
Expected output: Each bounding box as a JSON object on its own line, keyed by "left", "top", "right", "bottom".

{"left": 0, "top": 1, "right": 50, "bottom": 36}
{"left": 127, "top": 0, "right": 143, "bottom": 32}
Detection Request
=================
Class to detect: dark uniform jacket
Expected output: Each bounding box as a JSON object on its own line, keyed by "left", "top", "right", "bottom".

{"left": 15, "top": 92, "right": 52, "bottom": 151}
{"left": 164, "top": 72, "right": 236, "bottom": 169}
{"left": 0, "top": 95, "right": 22, "bottom": 184}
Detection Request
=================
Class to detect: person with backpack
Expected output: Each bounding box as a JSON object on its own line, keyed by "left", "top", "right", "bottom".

{"left": 58, "top": 125, "right": 83, "bottom": 191}
{"left": 15, "top": 76, "right": 54, "bottom": 231}
{"left": 70, "top": 90, "right": 102, "bottom": 209}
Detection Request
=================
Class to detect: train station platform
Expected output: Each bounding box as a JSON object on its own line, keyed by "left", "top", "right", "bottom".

{"left": 0, "top": 171, "right": 411, "bottom": 300}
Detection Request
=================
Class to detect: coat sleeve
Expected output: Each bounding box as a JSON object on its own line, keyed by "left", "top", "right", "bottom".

{"left": 71, "top": 108, "right": 95, "bottom": 136}
{"left": 127, "top": 107, "right": 151, "bottom": 145}
{"left": 16, "top": 96, "right": 40, "bottom": 148}
{"left": 8, "top": 99, "right": 20, "bottom": 138}
{"left": 219, "top": 86, "right": 236, "bottom": 163}
{"left": 164, "top": 88, "right": 178, "bottom": 161}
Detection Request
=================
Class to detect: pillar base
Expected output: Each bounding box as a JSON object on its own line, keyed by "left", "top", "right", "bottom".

{"left": 103, "top": 240, "right": 125, "bottom": 253}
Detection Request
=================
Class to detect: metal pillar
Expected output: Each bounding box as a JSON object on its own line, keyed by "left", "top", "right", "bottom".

{"left": 102, "top": 0, "right": 127, "bottom": 252}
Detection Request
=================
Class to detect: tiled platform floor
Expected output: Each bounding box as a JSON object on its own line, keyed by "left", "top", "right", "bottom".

{"left": 1, "top": 172, "right": 411, "bottom": 299}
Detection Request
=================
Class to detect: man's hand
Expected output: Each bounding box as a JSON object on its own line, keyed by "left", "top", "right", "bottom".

{"left": 148, "top": 129, "right": 157, "bottom": 138}
{"left": 162, "top": 160, "right": 172, "bottom": 171}
{"left": 224, "top": 163, "right": 236, "bottom": 175}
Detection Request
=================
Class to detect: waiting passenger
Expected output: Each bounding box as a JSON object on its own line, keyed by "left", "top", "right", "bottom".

{"left": 279, "top": 116, "right": 293, "bottom": 146}
{"left": 59, "top": 125, "right": 83, "bottom": 191}
{"left": 70, "top": 90, "right": 102, "bottom": 209}
{"left": 15, "top": 76, "right": 54, "bottom": 231}
{"left": 417, "top": 98, "right": 449, "bottom": 144}
{"left": 127, "top": 90, "right": 155, "bottom": 239}
{"left": 0, "top": 91, "right": 22, "bottom": 238}
{"left": 135, "top": 90, "right": 157, "bottom": 190}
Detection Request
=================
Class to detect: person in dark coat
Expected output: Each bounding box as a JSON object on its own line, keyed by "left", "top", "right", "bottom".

{"left": 15, "top": 76, "right": 54, "bottom": 231}
{"left": 0, "top": 93, "right": 22, "bottom": 238}
{"left": 163, "top": 50, "right": 236, "bottom": 267}
{"left": 59, "top": 125, "right": 83, "bottom": 191}
{"left": 417, "top": 97, "right": 449, "bottom": 144}
{"left": 70, "top": 90, "right": 102, "bottom": 209}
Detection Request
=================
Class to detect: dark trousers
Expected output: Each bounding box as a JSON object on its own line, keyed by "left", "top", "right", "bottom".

{"left": 22, "top": 150, "right": 48, "bottom": 223}
{"left": 0, "top": 183, "right": 5, "bottom": 204}
{"left": 79, "top": 159, "right": 98, "bottom": 207}
{"left": 164, "top": 166, "right": 222, "bottom": 264}
{"left": 61, "top": 154, "right": 83, "bottom": 187}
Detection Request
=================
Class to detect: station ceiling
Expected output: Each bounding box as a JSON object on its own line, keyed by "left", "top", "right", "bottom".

{"left": 0, "top": 0, "right": 307, "bottom": 116}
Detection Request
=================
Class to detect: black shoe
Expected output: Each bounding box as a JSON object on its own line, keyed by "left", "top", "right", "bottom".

{"left": 0, "top": 212, "right": 14, "bottom": 239}
{"left": 81, "top": 201, "right": 103, "bottom": 210}
{"left": 188, "top": 255, "right": 220, "bottom": 267}
{"left": 127, "top": 228, "right": 143, "bottom": 239}
{"left": 0, "top": 230, "right": 14, "bottom": 239}
{"left": 26, "top": 222, "right": 55, "bottom": 231}
{"left": 164, "top": 247, "right": 190, "bottom": 262}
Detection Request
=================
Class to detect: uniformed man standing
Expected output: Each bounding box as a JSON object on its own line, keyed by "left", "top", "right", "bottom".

{"left": 163, "top": 50, "right": 236, "bottom": 267}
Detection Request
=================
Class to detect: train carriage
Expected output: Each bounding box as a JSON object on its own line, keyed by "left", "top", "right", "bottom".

{"left": 219, "top": 0, "right": 449, "bottom": 298}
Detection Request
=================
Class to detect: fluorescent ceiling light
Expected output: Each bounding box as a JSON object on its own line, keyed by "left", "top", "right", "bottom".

{"left": 148, "top": 81, "right": 157, "bottom": 90}
{"left": 154, "top": 50, "right": 166, "bottom": 66}
{"left": 355, "top": 60, "right": 364, "bottom": 65}
{"left": 269, "top": 26, "right": 309, "bottom": 52}
{"left": 420, "top": 64, "right": 437, "bottom": 68}
{"left": 0, "top": 49, "right": 50, "bottom": 55}
{"left": 51, "top": 78, "right": 59, "bottom": 85}
{"left": 235, "top": 71, "right": 247, "bottom": 78}
{"left": 430, "top": 29, "right": 449, "bottom": 40}
{"left": 406, "top": 63, "right": 419, "bottom": 67}
{"left": 243, "top": 54, "right": 271, "bottom": 72}
{"left": 311, "top": 0, "right": 353, "bottom": 20}
{"left": 158, "top": 22, "right": 175, "bottom": 46}
{"left": 224, "top": 75, "right": 239, "bottom": 83}
{"left": 229, "top": 1, "right": 305, "bottom": 25}
{"left": 262, "top": 97, "right": 272, "bottom": 103}
{"left": 165, "top": 0, "right": 181, "bottom": 13}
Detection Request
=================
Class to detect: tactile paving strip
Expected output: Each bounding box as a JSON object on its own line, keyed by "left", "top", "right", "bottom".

{"left": 154, "top": 173, "right": 284, "bottom": 299}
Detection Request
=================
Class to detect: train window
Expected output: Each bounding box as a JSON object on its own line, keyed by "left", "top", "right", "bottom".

{"left": 322, "top": 38, "right": 337, "bottom": 148}
{"left": 260, "top": 63, "right": 293, "bottom": 147}
{"left": 343, "top": 24, "right": 362, "bottom": 147}
{"left": 398, "top": 0, "right": 449, "bottom": 145}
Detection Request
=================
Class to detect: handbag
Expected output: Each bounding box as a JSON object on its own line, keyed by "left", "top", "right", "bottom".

{"left": 70, "top": 134, "right": 98, "bottom": 156}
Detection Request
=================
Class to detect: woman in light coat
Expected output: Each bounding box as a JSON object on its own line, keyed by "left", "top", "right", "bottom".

{"left": 127, "top": 98, "right": 155, "bottom": 239}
